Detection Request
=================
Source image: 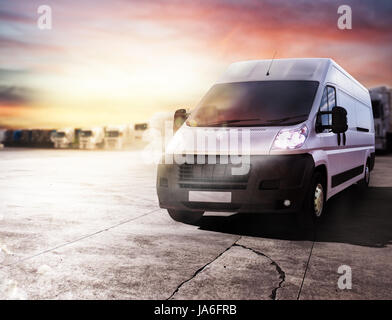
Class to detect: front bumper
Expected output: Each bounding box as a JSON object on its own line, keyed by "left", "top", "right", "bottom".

{"left": 157, "top": 154, "right": 314, "bottom": 214}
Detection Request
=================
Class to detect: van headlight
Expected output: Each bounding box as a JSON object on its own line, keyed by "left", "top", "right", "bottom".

{"left": 272, "top": 125, "right": 308, "bottom": 150}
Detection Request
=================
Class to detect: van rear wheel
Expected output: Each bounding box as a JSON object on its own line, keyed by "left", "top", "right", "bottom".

{"left": 167, "top": 209, "right": 204, "bottom": 225}
{"left": 358, "top": 160, "right": 370, "bottom": 187}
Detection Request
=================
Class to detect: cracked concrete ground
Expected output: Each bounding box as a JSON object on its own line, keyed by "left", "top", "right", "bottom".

{"left": 0, "top": 148, "right": 391, "bottom": 299}
{"left": 169, "top": 241, "right": 286, "bottom": 300}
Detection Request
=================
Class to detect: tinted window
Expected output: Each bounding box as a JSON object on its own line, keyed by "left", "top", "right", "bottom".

{"left": 187, "top": 81, "right": 319, "bottom": 127}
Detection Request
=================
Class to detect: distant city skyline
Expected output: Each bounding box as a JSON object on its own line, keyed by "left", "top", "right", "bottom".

{"left": 1, "top": 0, "right": 391, "bottom": 128}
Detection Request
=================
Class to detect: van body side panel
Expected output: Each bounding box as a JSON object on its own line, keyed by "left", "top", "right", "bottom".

{"left": 310, "top": 62, "right": 375, "bottom": 198}
{"left": 330, "top": 88, "right": 367, "bottom": 176}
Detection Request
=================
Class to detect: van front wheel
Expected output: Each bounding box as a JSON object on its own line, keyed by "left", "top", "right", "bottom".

{"left": 167, "top": 209, "right": 204, "bottom": 225}
{"left": 297, "top": 171, "right": 326, "bottom": 232}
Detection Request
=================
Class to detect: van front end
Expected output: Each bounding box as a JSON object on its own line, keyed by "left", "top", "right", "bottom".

{"left": 157, "top": 154, "right": 314, "bottom": 214}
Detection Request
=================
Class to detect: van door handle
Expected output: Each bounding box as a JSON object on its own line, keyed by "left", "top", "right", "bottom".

{"left": 336, "top": 133, "right": 346, "bottom": 146}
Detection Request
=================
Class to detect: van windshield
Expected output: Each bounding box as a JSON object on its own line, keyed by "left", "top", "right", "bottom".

{"left": 187, "top": 81, "right": 319, "bottom": 127}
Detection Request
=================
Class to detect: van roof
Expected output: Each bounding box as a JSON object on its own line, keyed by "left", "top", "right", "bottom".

{"left": 217, "top": 58, "right": 366, "bottom": 90}
{"left": 216, "top": 58, "right": 329, "bottom": 83}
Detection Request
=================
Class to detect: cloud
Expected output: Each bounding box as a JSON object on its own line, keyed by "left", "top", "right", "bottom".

{"left": 0, "top": 9, "right": 31, "bottom": 23}
{"left": 124, "top": 0, "right": 392, "bottom": 44}
{"left": 0, "top": 86, "right": 34, "bottom": 106}
{"left": 0, "top": 36, "right": 64, "bottom": 53}
{"left": 0, "top": 68, "right": 30, "bottom": 80}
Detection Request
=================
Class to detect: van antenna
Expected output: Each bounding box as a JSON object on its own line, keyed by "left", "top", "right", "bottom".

{"left": 266, "top": 51, "right": 277, "bottom": 76}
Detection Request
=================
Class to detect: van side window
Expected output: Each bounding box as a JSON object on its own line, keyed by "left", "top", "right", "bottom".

{"left": 327, "top": 86, "right": 336, "bottom": 109}
{"left": 316, "top": 86, "right": 336, "bottom": 133}
{"left": 317, "top": 87, "right": 330, "bottom": 132}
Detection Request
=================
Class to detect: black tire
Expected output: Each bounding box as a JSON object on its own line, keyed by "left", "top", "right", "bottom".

{"left": 167, "top": 209, "right": 204, "bottom": 225}
{"left": 358, "top": 160, "right": 370, "bottom": 188}
{"left": 296, "top": 171, "right": 326, "bottom": 234}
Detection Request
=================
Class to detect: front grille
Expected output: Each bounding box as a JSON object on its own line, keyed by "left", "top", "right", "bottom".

{"left": 178, "top": 160, "right": 249, "bottom": 190}
{"left": 179, "top": 183, "right": 246, "bottom": 190}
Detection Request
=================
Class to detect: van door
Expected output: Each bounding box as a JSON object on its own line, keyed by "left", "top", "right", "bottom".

{"left": 326, "top": 86, "right": 366, "bottom": 194}
{"left": 316, "top": 85, "right": 357, "bottom": 193}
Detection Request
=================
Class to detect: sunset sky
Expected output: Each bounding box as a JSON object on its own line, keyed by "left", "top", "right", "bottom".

{"left": 0, "top": 0, "right": 391, "bottom": 128}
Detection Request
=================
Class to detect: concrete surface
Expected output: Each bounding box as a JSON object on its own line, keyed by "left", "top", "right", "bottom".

{"left": 0, "top": 148, "right": 391, "bottom": 300}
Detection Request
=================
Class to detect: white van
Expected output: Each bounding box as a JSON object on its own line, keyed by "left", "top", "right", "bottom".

{"left": 157, "top": 58, "right": 375, "bottom": 228}
{"left": 52, "top": 128, "right": 75, "bottom": 149}
{"left": 79, "top": 127, "right": 104, "bottom": 150}
{"left": 104, "top": 125, "right": 134, "bottom": 150}
{"left": 134, "top": 123, "right": 148, "bottom": 141}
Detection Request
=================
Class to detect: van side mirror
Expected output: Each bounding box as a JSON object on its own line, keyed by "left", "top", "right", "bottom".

{"left": 173, "top": 108, "right": 189, "bottom": 133}
{"left": 331, "top": 106, "right": 348, "bottom": 134}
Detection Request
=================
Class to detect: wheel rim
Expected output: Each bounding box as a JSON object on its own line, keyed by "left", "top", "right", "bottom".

{"left": 314, "top": 183, "right": 324, "bottom": 217}
{"left": 365, "top": 165, "right": 370, "bottom": 184}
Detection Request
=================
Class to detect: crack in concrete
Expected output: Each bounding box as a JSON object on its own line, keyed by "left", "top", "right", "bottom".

{"left": 233, "top": 244, "right": 286, "bottom": 300}
{"left": 167, "top": 236, "right": 242, "bottom": 300}
{"left": 167, "top": 238, "right": 286, "bottom": 300}
{"left": 297, "top": 237, "right": 315, "bottom": 300}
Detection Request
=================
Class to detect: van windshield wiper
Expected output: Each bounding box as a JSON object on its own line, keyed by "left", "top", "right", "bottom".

{"left": 196, "top": 114, "right": 308, "bottom": 127}
{"left": 201, "top": 118, "right": 261, "bottom": 127}
{"left": 264, "top": 114, "right": 308, "bottom": 124}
